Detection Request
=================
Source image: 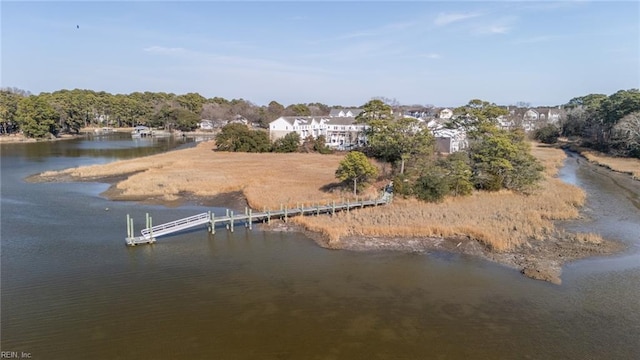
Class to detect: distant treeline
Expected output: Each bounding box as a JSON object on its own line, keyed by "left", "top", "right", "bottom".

{"left": 558, "top": 89, "right": 640, "bottom": 158}
{"left": 1, "top": 87, "right": 638, "bottom": 159}
{"left": 0, "top": 88, "right": 334, "bottom": 138}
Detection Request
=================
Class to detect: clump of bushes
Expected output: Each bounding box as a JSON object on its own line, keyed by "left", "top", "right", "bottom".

{"left": 534, "top": 124, "right": 561, "bottom": 144}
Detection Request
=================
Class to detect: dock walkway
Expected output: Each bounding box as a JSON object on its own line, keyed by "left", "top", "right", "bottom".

{"left": 125, "top": 195, "right": 391, "bottom": 246}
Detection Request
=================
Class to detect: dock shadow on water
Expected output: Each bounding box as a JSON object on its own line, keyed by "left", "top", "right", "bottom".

{"left": 1, "top": 138, "right": 639, "bottom": 359}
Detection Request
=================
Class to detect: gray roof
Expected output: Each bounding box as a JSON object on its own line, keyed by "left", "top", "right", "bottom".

{"left": 276, "top": 116, "right": 322, "bottom": 126}
{"left": 325, "top": 116, "right": 360, "bottom": 126}
{"left": 329, "top": 108, "right": 363, "bottom": 117}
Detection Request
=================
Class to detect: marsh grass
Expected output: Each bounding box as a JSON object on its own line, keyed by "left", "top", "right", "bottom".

{"left": 581, "top": 150, "right": 640, "bottom": 179}
{"left": 44, "top": 140, "right": 591, "bottom": 252}
{"left": 293, "top": 143, "right": 588, "bottom": 252}
{"left": 43, "top": 141, "right": 366, "bottom": 207}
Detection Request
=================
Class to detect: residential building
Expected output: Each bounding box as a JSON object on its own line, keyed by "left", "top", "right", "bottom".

{"left": 269, "top": 115, "right": 368, "bottom": 150}
{"left": 438, "top": 108, "right": 454, "bottom": 120}
{"left": 199, "top": 120, "right": 214, "bottom": 131}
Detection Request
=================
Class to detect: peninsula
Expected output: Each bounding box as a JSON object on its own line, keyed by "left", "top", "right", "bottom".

{"left": 31, "top": 140, "right": 624, "bottom": 284}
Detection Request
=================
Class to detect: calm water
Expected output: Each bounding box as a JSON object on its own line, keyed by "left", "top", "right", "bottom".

{"left": 1, "top": 137, "right": 639, "bottom": 359}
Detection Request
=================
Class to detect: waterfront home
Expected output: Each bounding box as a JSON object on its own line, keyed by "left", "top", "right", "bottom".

{"left": 269, "top": 116, "right": 368, "bottom": 150}
{"left": 199, "top": 120, "right": 214, "bottom": 131}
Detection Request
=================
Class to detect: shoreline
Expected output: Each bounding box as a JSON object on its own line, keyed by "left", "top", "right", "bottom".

{"left": 559, "top": 143, "right": 640, "bottom": 181}
{"left": 260, "top": 218, "right": 625, "bottom": 285}
{"left": 27, "top": 142, "right": 629, "bottom": 285}
{"left": 0, "top": 128, "right": 217, "bottom": 144}
{"left": 31, "top": 164, "right": 624, "bottom": 285}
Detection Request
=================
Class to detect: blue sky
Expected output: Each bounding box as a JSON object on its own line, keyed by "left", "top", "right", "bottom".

{"left": 2, "top": 1, "right": 638, "bottom": 107}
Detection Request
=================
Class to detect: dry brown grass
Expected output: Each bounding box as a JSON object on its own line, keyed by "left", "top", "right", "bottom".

{"left": 42, "top": 141, "right": 363, "bottom": 207}
{"left": 42, "top": 140, "right": 589, "bottom": 252}
{"left": 530, "top": 142, "right": 568, "bottom": 177}
{"left": 293, "top": 143, "right": 587, "bottom": 252}
{"left": 293, "top": 176, "right": 585, "bottom": 252}
{"left": 581, "top": 150, "right": 640, "bottom": 179}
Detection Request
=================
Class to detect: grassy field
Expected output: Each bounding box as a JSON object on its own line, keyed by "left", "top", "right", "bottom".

{"left": 40, "top": 141, "right": 598, "bottom": 252}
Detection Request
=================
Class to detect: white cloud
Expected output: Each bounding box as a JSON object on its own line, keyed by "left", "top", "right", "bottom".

{"left": 473, "top": 16, "right": 517, "bottom": 35}
{"left": 434, "top": 12, "right": 482, "bottom": 26}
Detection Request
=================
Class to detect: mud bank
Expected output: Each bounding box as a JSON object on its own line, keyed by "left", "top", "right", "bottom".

{"left": 258, "top": 220, "right": 623, "bottom": 285}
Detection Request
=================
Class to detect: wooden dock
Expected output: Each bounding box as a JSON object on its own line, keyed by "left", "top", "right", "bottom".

{"left": 125, "top": 195, "right": 391, "bottom": 246}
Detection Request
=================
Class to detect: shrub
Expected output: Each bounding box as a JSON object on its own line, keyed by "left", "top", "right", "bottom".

{"left": 413, "top": 165, "right": 450, "bottom": 202}
{"left": 272, "top": 132, "right": 300, "bottom": 153}
{"left": 534, "top": 124, "right": 561, "bottom": 144}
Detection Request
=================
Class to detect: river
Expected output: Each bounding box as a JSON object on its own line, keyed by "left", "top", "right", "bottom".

{"left": 1, "top": 136, "right": 638, "bottom": 359}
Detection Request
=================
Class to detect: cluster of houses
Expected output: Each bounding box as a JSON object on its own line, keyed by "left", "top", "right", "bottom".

{"left": 268, "top": 108, "right": 368, "bottom": 151}
{"left": 198, "top": 104, "right": 565, "bottom": 154}
{"left": 266, "top": 105, "right": 565, "bottom": 153}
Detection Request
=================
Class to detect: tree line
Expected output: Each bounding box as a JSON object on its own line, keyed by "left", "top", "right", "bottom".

{"left": 535, "top": 88, "right": 640, "bottom": 159}
{"left": 0, "top": 88, "right": 334, "bottom": 138}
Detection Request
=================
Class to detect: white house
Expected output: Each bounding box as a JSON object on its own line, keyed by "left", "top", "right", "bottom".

{"left": 199, "top": 120, "right": 214, "bottom": 131}
{"left": 269, "top": 116, "right": 326, "bottom": 141}
{"left": 324, "top": 117, "right": 368, "bottom": 149}
{"left": 432, "top": 128, "right": 467, "bottom": 154}
{"left": 269, "top": 116, "right": 368, "bottom": 150}
{"left": 438, "top": 108, "right": 454, "bottom": 120}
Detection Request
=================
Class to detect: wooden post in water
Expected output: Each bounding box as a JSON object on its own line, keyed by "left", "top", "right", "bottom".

{"left": 130, "top": 218, "right": 134, "bottom": 238}
{"left": 145, "top": 213, "right": 149, "bottom": 229}
{"left": 284, "top": 207, "right": 288, "bottom": 222}
{"left": 249, "top": 209, "right": 252, "bottom": 230}
{"left": 267, "top": 210, "right": 271, "bottom": 225}
{"left": 230, "top": 211, "right": 234, "bottom": 232}
{"left": 209, "top": 211, "right": 215, "bottom": 234}
{"left": 126, "top": 214, "right": 131, "bottom": 238}
{"left": 149, "top": 216, "right": 153, "bottom": 243}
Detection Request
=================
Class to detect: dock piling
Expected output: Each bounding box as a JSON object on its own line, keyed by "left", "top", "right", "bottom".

{"left": 126, "top": 214, "right": 131, "bottom": 238}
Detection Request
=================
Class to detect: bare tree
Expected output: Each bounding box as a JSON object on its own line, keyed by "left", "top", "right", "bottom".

{"left": 613, "top": 111, "right": 640, "bottom": 156}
